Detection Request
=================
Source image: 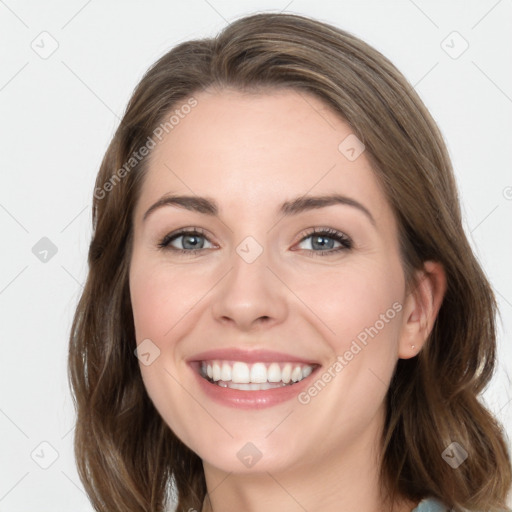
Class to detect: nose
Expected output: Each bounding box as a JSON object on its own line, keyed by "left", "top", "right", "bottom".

{"left": 211, "top": 244, "right": 288, "bottom": 332}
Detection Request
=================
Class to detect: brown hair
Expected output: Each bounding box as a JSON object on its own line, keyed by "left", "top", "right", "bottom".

{"left": 68, "top": 12, "right": 512, "bottom": 512}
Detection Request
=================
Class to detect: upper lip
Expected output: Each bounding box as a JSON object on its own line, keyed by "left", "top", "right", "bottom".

{"left": 188, "top": 348, "right": 319, "bottom": 365}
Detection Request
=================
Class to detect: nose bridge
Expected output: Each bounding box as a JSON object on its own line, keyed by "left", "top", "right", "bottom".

{"left": 210, "top": 234, "right": 288, "bottom": 330}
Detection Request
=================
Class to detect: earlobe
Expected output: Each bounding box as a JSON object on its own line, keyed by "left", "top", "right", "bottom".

{"left": 398, "top": 261, "right": 447, "bottom": 359}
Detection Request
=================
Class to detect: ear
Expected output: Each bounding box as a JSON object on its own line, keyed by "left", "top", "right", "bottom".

{"left": 398, "top": 261, "right": 447, "bottom": 359}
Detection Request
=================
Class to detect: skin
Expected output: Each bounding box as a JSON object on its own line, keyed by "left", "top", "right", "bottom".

{"left": 129, "top": 88, "right": 446, "bottom": 512}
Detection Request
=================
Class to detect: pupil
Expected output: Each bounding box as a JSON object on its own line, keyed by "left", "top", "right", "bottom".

{"left": 183, "top": 235, "right": 203, "bottom": 250}
{"left": 312, "top": 235, "right": 334, "bottom": 250}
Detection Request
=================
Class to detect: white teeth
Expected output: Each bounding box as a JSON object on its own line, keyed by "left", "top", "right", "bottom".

{"left": 212, "top": 362, "right": 221, "bottom": 381}
{"left": 267, "top": 362, "right": 281, "bottom": 382}
{"left": 231, "top": 362, "right": 250, "bottom": 383}
{"left": 281, "top": 364, "right": 292, "bottom": 383}
{"left": 220, "top": 362, "right": 231, "bottom": 381}
{"left": 250, "top": 362, "right": 267, "bottom": 383}
{"left": 291, "top": 366, "right": 302, "bottom": 382}
{"left": 302, "top": 365, "right": 313, "bottom": 378}
{"left": 226, "top": 381, "right": 287, "bottom": 390}
{"left": 201, "top": 360, "right": 316, "bottom": 386}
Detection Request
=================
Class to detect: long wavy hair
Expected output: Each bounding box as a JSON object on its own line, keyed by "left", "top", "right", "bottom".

{"left": 68, "top": 12, "right": 512, "bottom": 512}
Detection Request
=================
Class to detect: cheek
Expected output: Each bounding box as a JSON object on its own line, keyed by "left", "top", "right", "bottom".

{"left": 290, "top": 258, "right": 405, "bottom": 422}
{"left": 129, "top": 256, "right": 211, "bottom": 342}
{"left": 129, "top": 257, "right": 208, "bottom": 447}
{"left": 288, "top": 258, "right": 405, "bottom": 355}
{"left": 294, "top": 259, "right": 405, "bottom": 421}
{"left": 130, "top": 268, "right": 172, "bottom": 341}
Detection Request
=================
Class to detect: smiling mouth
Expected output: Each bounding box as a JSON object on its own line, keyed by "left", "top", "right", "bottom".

{"left": 198, "top": 360, "right": 318, "bottom": 390}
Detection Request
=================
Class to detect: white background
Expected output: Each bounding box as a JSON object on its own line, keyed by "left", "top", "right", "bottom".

{"left": 0, "top": 0, "right": 511, "bottom": 510}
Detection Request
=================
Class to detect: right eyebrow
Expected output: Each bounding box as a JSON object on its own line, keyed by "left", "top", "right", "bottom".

{"left": 143, "top": 195, "right": 218, "bottom": 222}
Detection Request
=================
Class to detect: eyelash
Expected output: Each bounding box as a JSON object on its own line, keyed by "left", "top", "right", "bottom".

{"left": 157, "top": 227, "right": 353, "bottom": 257}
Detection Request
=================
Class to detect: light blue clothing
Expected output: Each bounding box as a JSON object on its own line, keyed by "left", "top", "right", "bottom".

{"left": 412, "top": 497, "right": 450, "bottom": 511}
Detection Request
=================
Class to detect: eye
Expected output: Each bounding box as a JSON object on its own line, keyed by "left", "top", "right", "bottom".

{"left": 157, "top": 228, "right": 214, "bottom": 255}
{"left": 295, "top": 227, "right": 352, "bottom": 256}
{"left": 157, "top": 227, "right": 352, "bottom": 257}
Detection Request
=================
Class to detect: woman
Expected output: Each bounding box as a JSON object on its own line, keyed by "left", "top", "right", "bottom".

{"left": 68, "top": 12, "right": 512, "bottom": 512}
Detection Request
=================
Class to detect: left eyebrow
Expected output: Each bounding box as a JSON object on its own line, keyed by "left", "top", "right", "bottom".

{"left": 142, "top": 193, "right": 376, "bottom": 227}
{"left": 279, "top": 194, "right": 376, "bottom": 226}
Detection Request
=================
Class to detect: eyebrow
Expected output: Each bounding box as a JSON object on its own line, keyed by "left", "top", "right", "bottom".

{"left": 142, "top": 193, "right": 376, "bottom": 226}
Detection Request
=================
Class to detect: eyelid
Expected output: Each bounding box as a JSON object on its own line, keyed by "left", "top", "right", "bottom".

{"left": 293, "top": 226, "right": 353, "bottom": 252}
{"left": 295, "top": 226, "right": 352, "bottom": 243}
{"left": 157, "top": 227, "right": 216, "bottom": 250}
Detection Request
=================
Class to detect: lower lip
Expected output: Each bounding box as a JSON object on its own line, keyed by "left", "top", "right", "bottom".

{"left": 189, "top": 362, "right": 319, "bottom": 409}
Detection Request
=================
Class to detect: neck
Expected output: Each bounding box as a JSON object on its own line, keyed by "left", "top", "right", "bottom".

{"left": 199, "top": 410, "right": 416, "bottom": 512}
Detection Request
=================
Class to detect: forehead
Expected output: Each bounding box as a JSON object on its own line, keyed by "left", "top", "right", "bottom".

{"left": 137, "top": 89, "right": 389, "bottom": 222}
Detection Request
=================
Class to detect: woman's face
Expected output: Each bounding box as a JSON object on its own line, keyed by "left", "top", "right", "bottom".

{"left": 129, "top": 88, "right": 412, "bottom": 475}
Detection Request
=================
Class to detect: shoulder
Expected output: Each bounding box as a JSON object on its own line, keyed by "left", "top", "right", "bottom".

{"left": 411, "top": 497, "right": 451, "bottom": 512}
{"left": 412, "top": 497, "right": 511, "bottom": 512}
